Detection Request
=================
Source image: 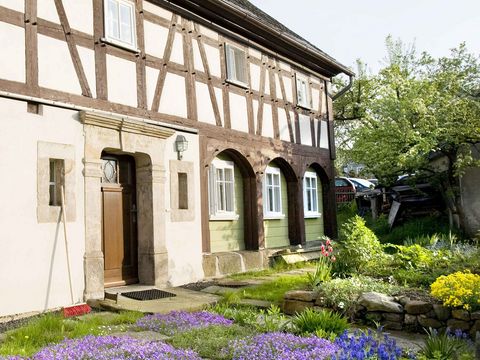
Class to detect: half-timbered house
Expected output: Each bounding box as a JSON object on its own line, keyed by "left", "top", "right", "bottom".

{"left": 0, "top": 0, "right": 353, "bottom": 317}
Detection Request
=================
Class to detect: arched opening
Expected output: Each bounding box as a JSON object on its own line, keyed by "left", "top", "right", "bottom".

{"left": 302, "top": 163, "right": 332, "bottom": 241}
{"left": 263, "top": 158, "right": 299, "bottom": 248}
{"left": 207, "top": 149, "right": 257, "bottom": 252}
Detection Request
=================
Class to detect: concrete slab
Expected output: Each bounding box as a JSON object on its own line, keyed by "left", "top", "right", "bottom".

{"left": 201, "top": 285, "right": 237, "bottom": 295}
{"left": 98, "top": 287, "right": 220, "bottom": 314}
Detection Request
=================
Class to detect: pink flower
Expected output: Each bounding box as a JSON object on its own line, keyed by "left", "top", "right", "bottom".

{"left": 328, "top": 246, "right": 333, "bottom": 253}
{"left": 321, "top": 245, "right": 325, "bottom": 252}
{"left": 326, "top": 239, "right": 331, "bottom": 246}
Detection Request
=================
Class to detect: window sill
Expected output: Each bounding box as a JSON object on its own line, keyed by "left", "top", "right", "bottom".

{"left": 264, "top": 213, "right": 285, "bottom": 220}
{"left": 209, "top": 213, "right": 240, "bottom": 221}
{"left": 226, "top": 78, "right": 249, "bottom": 89}
{"left": 304, "top": 213, "right": 322, "bottom": 219}
{"left": 296, "top": 103, "right": 312, "bottom": 111}
{"left": 100, "top": 37, "right": 140, "bottom": 54}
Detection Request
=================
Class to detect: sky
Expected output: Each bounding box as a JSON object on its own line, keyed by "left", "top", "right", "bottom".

{"left": 249, "top": 0, "right": 480, "bottom": 74}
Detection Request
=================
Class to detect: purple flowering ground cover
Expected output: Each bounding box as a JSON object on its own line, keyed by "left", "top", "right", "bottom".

{"left": 1, "top": 335, "right": 201, "bottom": 360}
{"left": 222, "top": 332, "right": 339, "bottom": 360}
{"left": 136, "top": 311, "right": 233, "bottom": 336}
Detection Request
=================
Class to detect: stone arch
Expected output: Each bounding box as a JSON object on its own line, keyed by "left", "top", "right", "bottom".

{"left": 262, "top": 157, "right": 301, "bottom": 247}
{"left": 207, "top": 148, "right": 258, "bottom": 252}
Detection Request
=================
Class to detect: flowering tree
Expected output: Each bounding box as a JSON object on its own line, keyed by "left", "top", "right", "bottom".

{"left": 334, "top": 38, "right": 480, "bottom": 230}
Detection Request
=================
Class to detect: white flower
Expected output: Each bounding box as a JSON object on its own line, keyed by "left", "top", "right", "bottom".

{"left": 338, "top": 302, "right": 345, "bottom": 309}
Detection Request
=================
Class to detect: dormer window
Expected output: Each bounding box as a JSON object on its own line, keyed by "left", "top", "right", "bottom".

{"left": 225, "top": 44, "right": 248, "bottom": 87}
{"left": 296, "top": 74, "right": 311, "bottom": 109}
{"left": 104, "top": 0, "right": 137, "bottom": 49}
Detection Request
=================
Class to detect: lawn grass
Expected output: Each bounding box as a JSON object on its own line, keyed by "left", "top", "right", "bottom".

{"left": 0, "top": 311, "right": 143, "bottom": 357}
{"left": 238, "top": 275, "right": 309, "bottom": 303}
{"left": 228, "top": 261, "right": 315, "bottom": 281}
{"left": 167, "top": 324, "right": 253, "bottom": 360}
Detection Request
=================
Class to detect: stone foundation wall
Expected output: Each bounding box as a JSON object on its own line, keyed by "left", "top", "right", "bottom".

{"left": 283, "top": 290, "right": 480, "bottom": 338}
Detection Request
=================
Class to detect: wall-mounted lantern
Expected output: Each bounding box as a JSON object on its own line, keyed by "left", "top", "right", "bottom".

{"left": 175, "top": 135, "right": 188, "bottom": 160}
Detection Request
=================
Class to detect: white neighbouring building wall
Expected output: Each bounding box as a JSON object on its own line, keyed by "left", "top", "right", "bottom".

{"left": 0, "top": 98, "right": 86, "bottom": 317}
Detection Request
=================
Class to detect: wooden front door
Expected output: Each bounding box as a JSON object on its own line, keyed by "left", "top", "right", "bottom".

{"left": 101, "top": 154, "right": 138, "bottom": 287}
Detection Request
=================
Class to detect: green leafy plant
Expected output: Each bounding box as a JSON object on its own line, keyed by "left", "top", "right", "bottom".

{"left": 290, "top": 308, "right": 348, "bottom": 337}
{"left": 417, "top": 328, "right": 474, "bottom": 360}
{"left": 307, "top": 238, "right": 336, "bottom": 288}
{"left": 316, "top": 275, "right": 404, "bottom": 317}
{"left": 336, "top": 215, "right": 384, "bottom": 274}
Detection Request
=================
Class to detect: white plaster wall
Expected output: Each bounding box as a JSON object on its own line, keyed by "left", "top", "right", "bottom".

{"left": 279, "top": 61, "right": 291, "bottom": 72}
{"left": 142, "top": 1, "right": 172, "bottom": 20}
{"left": 192, "top": 39, "right": 204, "bottom": 73}
{"left": 321, "top": 86, "right": 327, "bottom": 115}
{"left": 37, "top": 0, "right": 60, "bottom": 24}
{"left": 63, "top": 1, "right": 93, "bottom": 35}
{"left": 229, "top": 93, "right": 248, "bottom": 133}
{"left": 199, "top": 25, "right": 218, "bottom": 41}
{"left": 196, "top": 82, "right": 216, "bottom": 126}
{"left": 283, "top": 75, "right": 293, "bottom": 103}
{"left": 274, "top": 73, "right": 282, "bottom": 100}
{"left": 278, "top": 108, "right": 290, "bottom": 142}
{"left": 107, "top": 55, "right": 137, "bottom": 107}
{"left": 0, "top": 22, "right": 25, "bottom": 83}
{"left": 312, "top": 88, "right": 320, "bottom": 112}
{"left": 250, "top": 63, "right": 261, "bottom": 92}
{"left": 38, "top": 34, "right": 81, "bottom": 95}
{"left": 0, "top": 98, "right": 85, "bottom": 317}
{"left": 320, "top": 120, "right": 329, "bottom": 148}
{"left": 205, "top": 44, "right": 221, "bottom": 78}
{"left": 170, "top": 33, "right": 184, "bottom": 65}
{"left": 262, "top": 103, "right": 273, "bottom": 138}
{"left": 0, "top": 0, "right": 23, "bottom": 12}
{"left": 77, "top": 46, "right": 96, "bottom": 98}
{"left": 144, "top": 21, "right": 168, "bottom": 59}
{"left": 159, "top": 73, "right": 187, "bottom": 118}
{"left": 164, "top": 133, "right": 204, "bottom": 285}
{"left": 248, "top": 47, "right": 261, "bottom": 60}
{"left": 299, "top": 114, "right": 312, "bottom": 146}
{"left": 146, "top": 66, "right": 160, "bottom": 109}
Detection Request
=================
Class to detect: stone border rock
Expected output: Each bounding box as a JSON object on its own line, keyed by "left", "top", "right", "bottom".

{"left": 283, "top": 290, "right": 480, "bottom": 338}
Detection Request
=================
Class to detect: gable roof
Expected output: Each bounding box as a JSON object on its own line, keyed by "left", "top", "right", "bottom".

{"left": 153, "top": 0, "right": 354, "bottom": 77}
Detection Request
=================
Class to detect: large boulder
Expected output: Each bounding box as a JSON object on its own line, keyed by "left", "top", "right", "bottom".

{"left": 285, "top": 290, "right": 316, "bottom": 302}
{"left": 358, "top": 292, "right": 403, "bottom": 313}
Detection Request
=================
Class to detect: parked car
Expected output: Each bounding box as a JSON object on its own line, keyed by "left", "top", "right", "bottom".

{"left": 335, "top": 177, "right": 356, "bottom": 204}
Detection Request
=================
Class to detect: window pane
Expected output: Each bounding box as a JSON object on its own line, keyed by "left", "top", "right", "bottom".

{"left": 234, "top": 49, "right": 245, "bottom": 83}
{"left": 217, "top": 181, "right": 225, "bottom": 211}
{"left": 267, "top": 187, "right": 273, "bottom": 212}
{"left": 266, "top": 173, "right": 272, "bottom": 186}
{"left": 107, "top": 0, "right": 119, "bottom": 39}
{"left": 119, "top": 3, "right": 133, "bottom": 44}
{"left": 274, "top": 187, "right": 281, "bottom": 212}
{"left": 216, "top": 168, "right": 224, "bottom": 181}
{"left": 312, "top": 190, "right": 318, "bottom": 212}
{"left": 306, "top": 188, "right": 312, "bottom": 211}
{"left": 224, "top": 168, "right": 233, "bottom": 182}
{"left": 225, "top": 181, "right": 233, "bottom": 212}
{"left": 273, "top": 173, "right": 280, "bottom": 186}
{"left": 226, "top": 46, "right": 235, "bottom": 80}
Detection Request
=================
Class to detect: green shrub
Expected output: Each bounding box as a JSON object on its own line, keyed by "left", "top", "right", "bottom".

{"left": 291, "top": 308, "right": 348, "bottom": 337}
{"left": 337, "top": 215, "right": 383, "bottom": 273}
{"left": 316, "top": 275, "right": 404, "bottom": 317}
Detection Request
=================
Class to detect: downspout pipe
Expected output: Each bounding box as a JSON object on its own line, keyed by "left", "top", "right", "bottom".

{"left": 331, "top": 74, "right": 354, "bottom": 101}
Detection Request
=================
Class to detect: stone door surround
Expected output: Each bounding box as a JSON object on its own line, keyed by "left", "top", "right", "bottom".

{"left": 81, "top": 111, "right": 174, "bottom": 300}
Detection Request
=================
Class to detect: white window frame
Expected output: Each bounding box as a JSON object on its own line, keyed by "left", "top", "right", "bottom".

{"left": 303, "top": 171, "right": 321, "bottom": 218}
{"left": 264, "top": 166, "right": 285, "bottom": 219}
{"left": 208, "top": 159, "right": 239, "bottom": 221}
{"left": 296, "top": 73, "right": 311, "bottom": 109}
{"left": 103, "top": 0, "right": 138, "bottom": 51}
{"left": 225, "top": 43, "right": 248, "bottom": 88}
